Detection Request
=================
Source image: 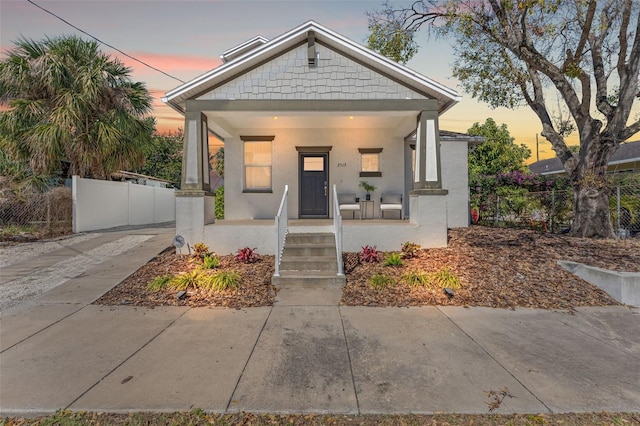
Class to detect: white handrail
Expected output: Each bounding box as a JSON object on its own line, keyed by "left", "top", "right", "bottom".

{"left": 332, "top": 184, "right": 344, "bottom": 276}
{"left": 274, "top": 185, "right": 289, "bottom": 277}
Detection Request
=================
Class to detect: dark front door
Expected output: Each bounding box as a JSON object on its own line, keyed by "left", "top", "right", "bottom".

{"left": 299, "top": 153, "right": 328, "bottom": 218}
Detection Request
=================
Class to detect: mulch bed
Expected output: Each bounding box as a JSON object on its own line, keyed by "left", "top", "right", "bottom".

{"left": 95, "top": 226, "right": 640, "bottom": 310}
{"left": 94, "top": 250, "right": 277, "bottom": 309}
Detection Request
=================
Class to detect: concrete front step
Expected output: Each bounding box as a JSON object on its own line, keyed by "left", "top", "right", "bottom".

{"left": 285, "top": 233, "right": 335, "bottom": 245}
{"left": 283, "top": 244, "right": 336, "bottom": 257}
{"left": 272, "top": 273, "right": 346, "bottom": 287}
{"left": 280, "top": 256, "right": 338, "bottom": 271}
{"left": 273, "top": 232, "right": 344, "bottom": 288}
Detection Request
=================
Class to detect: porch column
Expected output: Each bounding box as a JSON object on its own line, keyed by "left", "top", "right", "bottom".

{"left": 176, "top": 111, "right": 215, "bottom": 248}
{"left": 409, "top": 111, "right": 448, "bottom": 246}
{"left": 413, "top": 111, "right": 442, "bottom": 190}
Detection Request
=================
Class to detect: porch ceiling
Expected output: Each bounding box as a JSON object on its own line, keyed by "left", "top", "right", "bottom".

{"left": 204, "top": 110, "right": 418, "bottom": 139}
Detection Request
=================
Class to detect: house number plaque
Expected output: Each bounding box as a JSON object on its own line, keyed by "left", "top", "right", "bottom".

{"left": 337, "top": 163, "right": 347, "bottom": 167}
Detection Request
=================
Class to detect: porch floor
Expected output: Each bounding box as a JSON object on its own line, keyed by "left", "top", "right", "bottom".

{"left": 206, "top": 218, "right": 417, "bottom": 253}
{"left": 214, "top": 218, "right": 409, "bottom": 228}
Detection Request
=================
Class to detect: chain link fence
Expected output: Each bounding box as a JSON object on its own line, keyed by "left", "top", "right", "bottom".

{"left": 0, "top": 187, "right": 72, "bottom": 241}
{"left": 471, "top": 184, "right": 640, "bottom": 238}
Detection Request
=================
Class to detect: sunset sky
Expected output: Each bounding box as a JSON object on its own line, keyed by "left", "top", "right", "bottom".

{"left": 2, "top": 0, "right": 634, "bottom": 163}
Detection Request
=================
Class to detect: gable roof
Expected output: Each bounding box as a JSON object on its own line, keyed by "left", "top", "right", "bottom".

{"left": 529, "top": 140, "right": 640, "bottom": 175}
{"left": 163, "top": 20, "right": 461, "bottom": 115}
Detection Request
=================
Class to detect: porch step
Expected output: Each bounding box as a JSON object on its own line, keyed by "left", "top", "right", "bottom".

{"left": 283, "top": 243, "right": 336, "bottom": 257}
{"left": 272, "top": 272, "right": 346, "bottom": 287}
{"left": 280, "top": 256, "right": 337, "bottom": 271}
{"left": 285, "top": 232, "right": 335, "bottom": 244}
{"left": 271, "top": 232, "right": 344, "bottom": 288}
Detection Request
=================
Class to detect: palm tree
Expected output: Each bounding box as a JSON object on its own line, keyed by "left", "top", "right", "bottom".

{"left": 0, "top": 35, "right": 154, "bottom": 179}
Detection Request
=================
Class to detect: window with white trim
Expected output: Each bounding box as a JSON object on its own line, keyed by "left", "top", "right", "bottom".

{"left": 243, "top": 136, "right": 274, "bottom": 192}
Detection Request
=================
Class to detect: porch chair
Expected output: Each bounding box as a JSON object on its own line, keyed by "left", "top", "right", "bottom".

{"left": 338, "top": 193, "right": 361, "bottom": 219}
{"left": 380, "top": 193, "right": 403, "bottom": 220}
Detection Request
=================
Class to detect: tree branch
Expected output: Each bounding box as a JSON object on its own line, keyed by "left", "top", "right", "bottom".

{"left": 619, "top": 119, "right": 640, "bottom": 141}
{"left": 526, "top": 67, "right": 575, "bottom": 174}
{"left": 567, "top": 0, "right": 596, "bottom": 70}
{"left": 617, "top": 0, "right": 632, "bottom": 73}
{"left": 607, "top": 6, "right": 640, "bottom": 137}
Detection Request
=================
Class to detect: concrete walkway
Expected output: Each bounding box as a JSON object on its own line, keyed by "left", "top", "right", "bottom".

{"left": 1, "top": 226, "right": 639, "bottom": 417}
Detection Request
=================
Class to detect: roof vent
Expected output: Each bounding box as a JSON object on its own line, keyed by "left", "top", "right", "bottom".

{"left": 308, "top": 31, "right": 318, "bottom": 68}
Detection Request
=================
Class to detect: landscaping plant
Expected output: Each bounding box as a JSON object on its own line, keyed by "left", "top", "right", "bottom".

{"left": 202, "top": 271, "right": 241, "bottom": 292}
{"left": 400, "top": 241, "right": 420, "bottom": 259}
{"left": 358, "top": 245, "right": 381, "bottom": 263}
{"left": 369, "top": 272, "right": 395, "bottom": 289}
{"left": 235, "top": 247, "right": 259, "bottom": 263}
{"left": 202, "top": 254, "right": 220, "bottom": 269}
{"left": 429, "top": 268, "right": 461, "bottom": 290}
{"left": 147, "top": 275, "right": 172, "bottom": 292}
{"left": 383, "top": 252, "right": 403, "bottom": 267}
{"left": 192, "top": 242, "right": 211, "bottom": 259}
{"left": 169, "top": 270, "right": 206, "bottom": 291}
{"left": 402, "top": 271, "right": 430, "bottom": 287}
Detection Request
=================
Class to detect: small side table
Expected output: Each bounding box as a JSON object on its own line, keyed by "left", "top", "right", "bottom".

{"left": 359, "top": 200, "right": 375, "bottom": 219}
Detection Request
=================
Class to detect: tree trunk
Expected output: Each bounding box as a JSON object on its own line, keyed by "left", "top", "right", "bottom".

{"left": 570, "top": 184, "right": 615, "bottom": 238}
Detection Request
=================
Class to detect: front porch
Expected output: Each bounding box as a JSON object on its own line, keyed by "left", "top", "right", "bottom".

{"left": 203, "top": 217, "right": 446, "bottom": 255}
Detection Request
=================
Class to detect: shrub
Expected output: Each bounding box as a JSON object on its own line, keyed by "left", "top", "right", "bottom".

{"left": 192, "top": 242, "right": 210, "bottom": 259}
{"left": 147, "top": 275, "right": 172, "bottom": 292}
{"left": 358, "top": 245, "right": 381, "bottom": 263}
{"left": 400, "top": 241, "right": 421, "bottom": 259}
{"left": 402, "top": 271, "right": 429, "bottom": 287}
{"left": 235, "top": 247, "right": 259, "bottom": 263}
{"left": 201, "top": 271, "right": 241, "bottom": 292}
{"left": 201, "top": 254, "right": 220, "bottom": 269}
{"left": 383, "top": 252, "right": 403, "bottom": 267}
{"left": 369, "top": 273, "right": 395, "bottom": 289}
{"left": 429, "top": 268, "right": 461, "bottom": 290}
{"left": 169, "top": 270, "right": 206, "bottom": 291}
{"left": 215, "top": 186, "right": 224, "bottom": 219}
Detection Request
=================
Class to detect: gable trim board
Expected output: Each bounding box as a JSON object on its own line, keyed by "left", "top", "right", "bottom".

{"left": 163, "top": 20, "right": 460, "bottom": 114}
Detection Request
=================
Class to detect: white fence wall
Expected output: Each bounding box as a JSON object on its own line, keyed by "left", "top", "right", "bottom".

{"left": 72, "top": 176, "right": 175, "bottom": 233}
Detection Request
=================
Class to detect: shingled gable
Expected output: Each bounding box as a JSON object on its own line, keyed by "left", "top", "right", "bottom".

{"left": 163, "top": 20, "right": 461, "bottom": 114}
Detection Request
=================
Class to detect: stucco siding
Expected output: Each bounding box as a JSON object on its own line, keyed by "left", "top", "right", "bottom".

{"left": 440, "top": 140, "right": 470, "bottom": 227}
{"left": 198, "top": 44, "right": 429, "bottom": 101}
{"left": 223, "top": 127, "right": 405, "bottom": 220}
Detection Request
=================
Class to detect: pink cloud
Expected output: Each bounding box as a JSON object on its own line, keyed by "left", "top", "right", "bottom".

{"left": 117, "top": 52, "right": 221, "bottom": 74}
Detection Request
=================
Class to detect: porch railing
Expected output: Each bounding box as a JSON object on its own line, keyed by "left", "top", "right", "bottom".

{"left": 274, "top": 185, "right": 289, "bottom": 277}
{"left": 332, "top": 184, "right": 344, "bottom": 276}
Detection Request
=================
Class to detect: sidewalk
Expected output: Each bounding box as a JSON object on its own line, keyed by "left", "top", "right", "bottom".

{"left": 1, "top": 227, "right": 639, "bottom": 417}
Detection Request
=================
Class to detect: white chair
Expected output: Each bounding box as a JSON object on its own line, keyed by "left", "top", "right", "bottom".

{"left": 338, "top": 193, "right": 361, "bottom": 219}
{"left": 380, "top": 193, "right": 403, "bottom": 219}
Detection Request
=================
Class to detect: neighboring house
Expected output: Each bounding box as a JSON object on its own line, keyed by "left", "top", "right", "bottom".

{"left": 162, "top": 20, "right": 483, "bottom": 254}
{"left": 529, "top": 140, "right": 640, "bottom": 175}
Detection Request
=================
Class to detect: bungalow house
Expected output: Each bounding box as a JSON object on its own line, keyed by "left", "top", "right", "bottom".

{"left": 162, "top": 21, "right": 482, "bottom": 262}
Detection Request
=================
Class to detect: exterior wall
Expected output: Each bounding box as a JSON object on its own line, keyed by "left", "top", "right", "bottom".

{"left": 440, "top": 140, "right": 471, "bottom": 227}
{"left": 203, "top": 221, "right": 448, "bottom": 255}
{"left": 72, "top": 176, "right": 175, "bottom": 233}
{"left": 198, "top": 43, "right": 428, "bottom": 101}
{"left": 223, "top": 127, "right": 405, "bottom": 220}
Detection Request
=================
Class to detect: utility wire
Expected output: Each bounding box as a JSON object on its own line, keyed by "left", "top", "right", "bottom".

{"left": 26, "top": 0, "right": 186, "bottom": 84}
